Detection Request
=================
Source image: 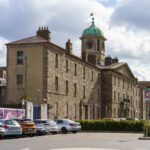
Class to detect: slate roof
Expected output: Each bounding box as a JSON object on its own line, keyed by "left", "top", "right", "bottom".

{"left": 6, "top": 36, "right": 48, "bottom": 45}
{"left": 100, "top": 62, "right": 125, "bottom": 70}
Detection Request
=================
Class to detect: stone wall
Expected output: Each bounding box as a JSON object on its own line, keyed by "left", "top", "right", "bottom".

{"left": 46, "top": 44, "right": 101, "bottom": 120}
{"left": 102, "top": 69, "right": 141, "bottom": 119}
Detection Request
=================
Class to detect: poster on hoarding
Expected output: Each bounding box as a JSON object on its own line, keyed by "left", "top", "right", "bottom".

{"left": 0, "top": 108, "right": 25, "bottom": 119}
{"left": 144, "top": 88, "right": 150, "bottom": 101}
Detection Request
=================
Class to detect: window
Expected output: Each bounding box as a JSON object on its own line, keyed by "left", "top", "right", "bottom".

{"left": 66, "top": 60, "right": 68, "bottom": 72}
{"left": 118, "top": 77, "right": 120, "bottom": 87}
{"left": 83, "top": 67, "right": 85, "bottom": 79}
{"left": 74, "top": 63, "right": 77, "bottom": 76}
{"left": 97, "top": 39, "right": 100, "bottom": 51}
{"left": 123, "top": 80, "right": 125, "bottom": 89}
{"left": 17, "top": 51, "right": 24, "bottom": 64}
{"left": 66, "top": 80, "right": 68, "bottom": 95}
{"left": 123, "top": 93, "right": 125, "bottom": 99}
{"left": 114, "top": 75, "right": 116, "bottom": 85}
{"left": 66, "top": 102, "right": 69, "bottom": 118}
{"left": 57, "top": 120, "right": 63, "bottom": 124}
{"left": 91, "top": 70, "right": 93, "bottom": 81}
{"left": 83, "top": 85, "right": 85, "bottom": 98}
{"left": 114, "top": 108, "right": 116, "bottom": 118}
{"left": 55, "top": 76, "right": 58, "bottom": 91}
{"left": 114, "top": 91, "right": 116, "bottom": 102}
{"left": 17, "top": 74, "right": 23, "bottom": 84}
{"left": 55, "top": 54, "right": 58, "bottom": 68}
{"left": 118, "top": 92, "right": 120, "bottom": 101}
{"left": 131, "top": 96, "right": 132, "bottom": 105}
{"left": 74, "top": 83, "right": 77, "bottom": 97}
{"left": 128, "top": 81, "right": 129, "bottom": 90}
{"left": 74, "top": 104, "right": 77, "bottom": 119}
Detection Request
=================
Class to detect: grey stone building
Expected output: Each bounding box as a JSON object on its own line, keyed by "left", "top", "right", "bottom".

{"left": 6, "top": 17, "right": 143, "bottom": 120}
{"left": 0, "top": 67, "right": 6, "bottom": 105}
{"left": 101, "top": 57, "right": 142, "bottom": 119}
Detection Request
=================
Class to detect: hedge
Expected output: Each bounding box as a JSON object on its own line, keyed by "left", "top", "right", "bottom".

{"left": 78, "top": 119, "right": 144, "bottom": 132}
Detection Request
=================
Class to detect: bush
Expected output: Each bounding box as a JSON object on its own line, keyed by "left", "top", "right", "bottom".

{"left": 79, "top": 119, "right": 144, "bottom": 132}
{"left": 144, "top": 124, "right": 150, "bottom": 137}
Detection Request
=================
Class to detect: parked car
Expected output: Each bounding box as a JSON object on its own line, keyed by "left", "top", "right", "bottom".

{"left": 54, "top": 119, "right": 81, "bottom": 134}
{"left": 15, "top": 119, "right": 36, "bottom": 136}
{"left": 47, "top": 120, "right": 59, "bottom": 134}
{"left": 34, "top": 119, "right": 59, "bottom": 134}
{"left": 0, "top": 122, "right": 5, "bottom": 138}
{"left": 0, "top": 119, "right": 22, "bottom": 137}
{"left": 35, "top": 123, "right": 47, "bottom": 135}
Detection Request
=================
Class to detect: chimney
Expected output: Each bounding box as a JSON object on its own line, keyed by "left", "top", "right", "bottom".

{"left": 66, "top": 39, "right": 72, "bottom": 54}
{"left": 112, "top": 57, "right": 119, "bottom": 63}
{"left": 105, "top": 56, "right": 112, "bottom": 66}
{"left": 36, "top": 26, "right": 51, "bottom": 41}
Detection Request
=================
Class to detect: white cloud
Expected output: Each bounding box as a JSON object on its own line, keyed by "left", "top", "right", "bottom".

{"left": 0, "top": 0, "right": 150, "bottom": 81}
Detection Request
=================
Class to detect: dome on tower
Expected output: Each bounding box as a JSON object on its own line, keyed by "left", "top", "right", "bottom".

{"left": 82, "top": 18, "right": 103, "bottom": 36}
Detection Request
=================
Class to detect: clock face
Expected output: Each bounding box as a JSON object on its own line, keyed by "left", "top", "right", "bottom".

{"left": 86, "top": 40, "right": 93, "bottom": 49}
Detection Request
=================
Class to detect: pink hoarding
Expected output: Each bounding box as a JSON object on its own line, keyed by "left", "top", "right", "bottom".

{"left": 0, "top": 108, "right": 25, "bottom": 119}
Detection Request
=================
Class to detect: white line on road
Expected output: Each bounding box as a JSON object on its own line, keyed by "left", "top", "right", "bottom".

{"left": 20, "top": 148, "right": 30, "bottom": 150}
{"left": 50, "top": 148, "right": 119, "bottom": 150}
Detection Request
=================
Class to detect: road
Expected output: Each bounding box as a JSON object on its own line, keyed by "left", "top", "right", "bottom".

{"left": 0, "top": 132, "right": 150, "bottom": 150}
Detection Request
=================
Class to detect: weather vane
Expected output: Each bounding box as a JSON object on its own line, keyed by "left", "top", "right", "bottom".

{"left": 90, "top": 13, "right": 95, "bottom": 25}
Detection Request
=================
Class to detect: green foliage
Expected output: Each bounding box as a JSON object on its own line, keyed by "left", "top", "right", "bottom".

{"left": 144, "top": 123, "right": 150, "bottom": 137}
{"left": 79, "top": 119, "right": 144, "bottom": 132}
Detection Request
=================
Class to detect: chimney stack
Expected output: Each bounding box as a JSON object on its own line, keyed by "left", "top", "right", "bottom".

{"left": 37, "top": 26, "right": 51, "bottom": 41}
{"left": 112, "top": 57, "right": 119, "bottom": 63}
{"left": 66, "top": 39, "right": 72, "bottom": 54}
{"left": 105, "top": 56, "right": 112, "bottom": 66}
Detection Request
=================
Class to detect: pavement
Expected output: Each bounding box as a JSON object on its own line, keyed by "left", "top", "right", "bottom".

{"left": 0, "top": 132, "right": 150, "bottom": 150}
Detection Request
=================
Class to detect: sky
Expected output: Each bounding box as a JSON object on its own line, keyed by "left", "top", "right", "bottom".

{"left": 0, "top": 0, "right": 150, "bottom": 81}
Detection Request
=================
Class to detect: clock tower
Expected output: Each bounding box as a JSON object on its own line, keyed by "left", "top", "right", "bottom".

{"left": 80, "top": 15, "right": 107, "bottom": 66}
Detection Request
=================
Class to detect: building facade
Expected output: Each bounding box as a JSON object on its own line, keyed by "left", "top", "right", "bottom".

{"left": 101, "top": 57, "right": 141, "bottom": 119}
{"left": 6, "top": 23, "right": 101, "bottom": 120}
{"left": 0, "top": 67, "right": 6, "bottom": 105}
{"left": 6, "top": 18, "right": 143, "bottom": 120}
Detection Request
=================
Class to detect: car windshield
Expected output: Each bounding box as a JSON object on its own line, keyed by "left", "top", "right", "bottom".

{"left": 35, "top": 120, "right": 50, "bottom": 124}
{"left": 48, "top": 120, "right": 57, "bottom": 125}
{"left": 65, "top": 119, "right": 76, "bottom": 123}
{"left": 4, "top": 120, "right": 19, "bottom": 126}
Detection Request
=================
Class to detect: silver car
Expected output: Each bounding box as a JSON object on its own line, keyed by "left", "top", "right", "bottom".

{"left": 0, "top": 122, "right": 4, "bottom": 138}
{"left": 47, "top": 120, "right": 59, "bottom": 134}
{"left": 0, "top": 119, "right": 22, "bottom": 137}
{"left": 35, "top": 123, "right": 47, "bottom": 135}
{"left": 34, "top": 119, "right": 59, "bottom": 134}
{"left": 54, "top": 119, "right": 81, "bottom": 134}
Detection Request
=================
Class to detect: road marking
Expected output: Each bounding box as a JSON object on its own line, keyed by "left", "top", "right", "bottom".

{"left": 51, "top": 148, "right": 119, "bottom": 150}
{"left": 20, "top": 148, "right": 30, "bottom": 150}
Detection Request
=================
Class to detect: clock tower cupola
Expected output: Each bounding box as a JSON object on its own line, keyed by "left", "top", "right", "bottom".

{"left": 80, "top": 14, "right": 107, "bottom": 66}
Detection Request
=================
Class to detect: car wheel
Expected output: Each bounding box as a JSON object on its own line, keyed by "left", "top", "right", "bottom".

{"left": 72, "top": 131, "right": 77, "bottom": 134}
{"left": 0, "top": 134, "right": 3, "bottom": 139}
{"left": 51, "top": 131, "right": 57, "bottom": 135}
{"left": 30, "top": 134, "right": 35, "bottom": 137}
{"left": 61, "top": 127, "right": 68, "bottom": 134}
